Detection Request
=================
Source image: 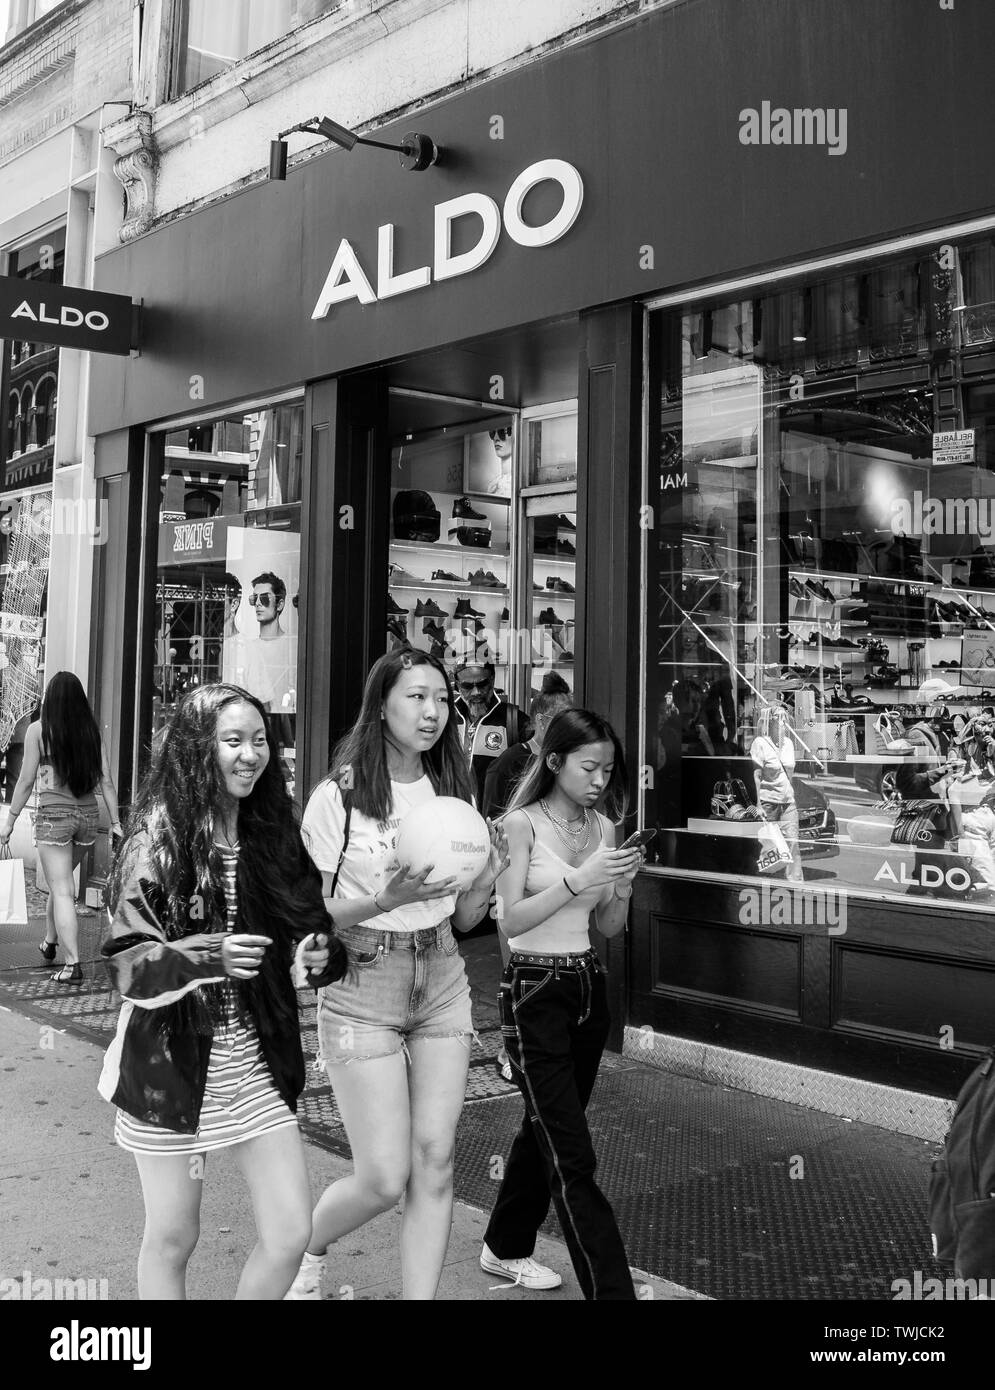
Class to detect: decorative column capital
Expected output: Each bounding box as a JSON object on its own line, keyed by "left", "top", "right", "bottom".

{"left": 105, "top": 110, "right": 158, "bottom": 243}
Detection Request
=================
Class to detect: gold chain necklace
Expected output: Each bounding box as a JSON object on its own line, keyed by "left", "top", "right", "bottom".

{"left": 540, "top": 798, "right": 591, "bottom": 854}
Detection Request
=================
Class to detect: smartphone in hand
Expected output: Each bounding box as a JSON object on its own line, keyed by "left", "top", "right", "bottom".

{"left": 619, "top": 828, "right": 658, "bottom": 850}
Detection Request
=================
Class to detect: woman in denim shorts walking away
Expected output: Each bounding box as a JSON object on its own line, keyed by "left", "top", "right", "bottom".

{"left": 480, "top": 709, "right": 642, "bottom": 1299}
{"left": 287, "top": 649, "right": 509, "bottom": 1301}
{"left": 0, "top": 671, "right": 121, "bottom": 984}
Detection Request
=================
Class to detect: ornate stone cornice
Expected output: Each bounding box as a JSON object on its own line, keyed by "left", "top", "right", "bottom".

{"left": 105, "top": 111, "right": 158, "bottom": 243}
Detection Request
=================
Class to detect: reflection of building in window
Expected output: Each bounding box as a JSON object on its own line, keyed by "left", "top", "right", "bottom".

{"left": 0, "top": 230, "right": 63, "bottom": 490}
{"left": 171, "top": 0, "right": 341, "bottom": 97}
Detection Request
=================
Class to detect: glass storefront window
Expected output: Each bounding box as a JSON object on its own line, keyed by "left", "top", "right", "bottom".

{"left": 171, "top": 0, "right": 342, "bottom": 96}
{"left": 642, "top": 232, "right": 995, "bottom": 910}
{"left": 153, "top": 402, "right": 303, "bottom": 790}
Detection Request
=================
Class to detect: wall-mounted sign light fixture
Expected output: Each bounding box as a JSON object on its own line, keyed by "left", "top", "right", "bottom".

{"left": 268, "top": 116, "right": 439, "bottom": 181}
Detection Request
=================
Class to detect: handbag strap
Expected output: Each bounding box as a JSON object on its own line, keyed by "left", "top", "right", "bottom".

{"left": 0, "top": 843, "right": 10, "bottom": 861}
{"left": 329, "top": 786, "right": 353, "bottom": 897}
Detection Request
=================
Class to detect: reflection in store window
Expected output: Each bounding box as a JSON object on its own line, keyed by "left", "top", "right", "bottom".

{"left": 153, "top": 403, "right": 303, "bottom": 791}
{"left": 171, "top": 0, "right": 342, "bottom": 96}
{"left": 643, "top": 233, "right": 995, "bottom": 910}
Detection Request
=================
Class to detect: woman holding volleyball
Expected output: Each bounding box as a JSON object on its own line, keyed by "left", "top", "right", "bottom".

{"left": 480, "top": 708, "right": 642, "bottom": 1300}
{"left": 287, "top": 648, "right": 509, "bottom": 1300}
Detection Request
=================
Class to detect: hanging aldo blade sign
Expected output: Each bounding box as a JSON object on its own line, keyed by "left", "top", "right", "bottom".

{"left": 311, "top": 158, "right": 584, "bottom": 318}
{"left": 0, "top": 276, "right": 137, "bottom": 355}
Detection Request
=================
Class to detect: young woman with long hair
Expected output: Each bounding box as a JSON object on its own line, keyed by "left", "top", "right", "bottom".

{"left": 479, "top": 707, "right": 642, "bottom": 1300}
{"left": 287, "top": 648, "right": 509, "bottom": 1301}
{"left": 97, "top": 684, "right": 345, "bottom": 1299}
{"left": 0, "top": 671, "right": 121, "bottom": 984}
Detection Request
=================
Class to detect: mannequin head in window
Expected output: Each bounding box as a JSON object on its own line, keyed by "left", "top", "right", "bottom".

{"left": 249, "top": 571, "right": 286, "bottom": 638}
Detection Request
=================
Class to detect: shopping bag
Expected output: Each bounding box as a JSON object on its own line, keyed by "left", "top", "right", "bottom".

{"left": 890, "top": 799, "right": 948, "bottom": 846}
{"left": 0, "top": 845, "right": 28, "bottom": 926}
{"left": 756, "top": 821, "right": 792, "bottom": 875}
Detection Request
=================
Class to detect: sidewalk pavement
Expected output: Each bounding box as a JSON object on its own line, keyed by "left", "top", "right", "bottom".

{"left": 1, "top": 913, "right": 949, "bottom": 1301}
{"left": 0, "top": 1005, "right": 693, "bottom": 1301}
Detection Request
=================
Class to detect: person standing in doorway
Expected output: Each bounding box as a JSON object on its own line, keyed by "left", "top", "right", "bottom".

{"left": 481, "top": 708, "right": 642, "bottom": 1299}
{"left": 0, "top": 672, "right": 121, "bottom": 984}
{"left": 286, "top": 649, "right": 509, "bottom": 1301}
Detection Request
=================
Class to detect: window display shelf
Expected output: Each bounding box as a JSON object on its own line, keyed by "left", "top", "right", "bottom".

{"left": 392, "top": 582, "right": 509, "bottom": 596}
{"left": 390, "top": 540, "right": 509, "bottom": 561}
{"left": 791, "top": 565, "right": 995, "bottom": 601}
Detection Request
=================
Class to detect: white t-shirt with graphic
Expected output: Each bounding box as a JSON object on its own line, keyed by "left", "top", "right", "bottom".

{"left": 300, "top": 775, "right": 457, "bottom": 933}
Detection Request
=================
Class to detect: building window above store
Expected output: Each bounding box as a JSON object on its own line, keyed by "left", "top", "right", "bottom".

{"left": 170, "top": 0, "right": 344, "bottom": 97}
{"left": 0, "top": 0, "right": 66, "bottom": 48}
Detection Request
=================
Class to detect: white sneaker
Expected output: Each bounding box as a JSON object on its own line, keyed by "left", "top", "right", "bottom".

{"left": 480, "top": 1242, "right": 562, "bottom": 1290}
{"left": 284, "top": 1250, "right": 326, "bottom": 1300}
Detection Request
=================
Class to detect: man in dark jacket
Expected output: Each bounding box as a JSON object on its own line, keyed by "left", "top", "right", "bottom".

{"left": 452, "top": 659, "right": 530, "bottom": 809}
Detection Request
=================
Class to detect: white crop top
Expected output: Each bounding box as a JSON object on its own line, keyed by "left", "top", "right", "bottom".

{"left": 510, "top": 807, "right": 613, "bottom": 953}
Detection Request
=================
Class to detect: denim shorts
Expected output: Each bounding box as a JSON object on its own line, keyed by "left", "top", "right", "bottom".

{"left": 32, "top": 802, "right": 99, "bottom": 848}
{"left": 316, "top": 920, "right": 475, "bottom": 1066}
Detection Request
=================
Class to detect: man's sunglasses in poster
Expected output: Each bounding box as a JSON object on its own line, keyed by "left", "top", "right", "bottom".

{"left": 248, "top": 593, "right": 275, "bottom": 608}
{"left": 489, "top": 427, "right": 512, "bottom": 442}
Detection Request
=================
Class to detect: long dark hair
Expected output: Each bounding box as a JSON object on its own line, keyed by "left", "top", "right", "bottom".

{"left": 40, "top": 672, "right": 102, "bottom": 798}
{"left": 508, "top": 708, "right": 629, "bottom": 824}
{"left": 326, "top": 648, "right": 473, "bottom": 821}
{"left": 107, "top": 683, "right": 330, "bottom": 1036}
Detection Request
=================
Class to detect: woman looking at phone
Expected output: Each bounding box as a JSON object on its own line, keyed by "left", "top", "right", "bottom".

{"left": 480, "top": 708, "right": 643, "bottom": 1300}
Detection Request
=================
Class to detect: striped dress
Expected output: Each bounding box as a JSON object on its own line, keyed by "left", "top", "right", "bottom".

{"left": 114, "top": 845, "right": 298, "bottom": 1155}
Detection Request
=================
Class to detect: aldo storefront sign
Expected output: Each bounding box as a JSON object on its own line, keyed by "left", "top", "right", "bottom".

{"left": 0, "top": 277, "right": 138, "bottom": 356}
{"left": 311, "top": 159, "right": 584, "bottom": 318}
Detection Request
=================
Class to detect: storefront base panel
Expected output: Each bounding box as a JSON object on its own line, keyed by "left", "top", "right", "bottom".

{"left": 629, "top": 876, "right": 992, "bottom": 1105}
{"left": 621, "top": 1027, "right": 955, "bottom": 1144}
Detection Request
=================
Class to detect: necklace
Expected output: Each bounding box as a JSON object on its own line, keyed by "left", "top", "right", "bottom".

{"left": 540, "top": 798, "right": 591, "bottom": 853}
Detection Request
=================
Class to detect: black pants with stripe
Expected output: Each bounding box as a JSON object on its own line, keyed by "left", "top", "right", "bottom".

{"left": 483, "top": 956, "right": 635, "bottom": 1300}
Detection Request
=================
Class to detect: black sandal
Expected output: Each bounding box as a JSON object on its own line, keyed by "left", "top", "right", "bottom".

{"left": 38, "top": 940, "right": 57, "bottom": 964}
{"left": 53, "top": 963, "right": 82, "bottom": 985}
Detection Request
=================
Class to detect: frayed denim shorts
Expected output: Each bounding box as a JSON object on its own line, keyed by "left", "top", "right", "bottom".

{"left": 316, "top": 919, "right": 476, "bottom": 1066}
{"left": 32, "top": 801, "right": 99, "bottom": 848}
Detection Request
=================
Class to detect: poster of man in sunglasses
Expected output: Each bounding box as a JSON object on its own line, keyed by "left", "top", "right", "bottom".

{"left": 221, "top": 564, "right": 298, "bottom": 716}
{"left": 465, "top": 424, "right": 513, "bottom": 497}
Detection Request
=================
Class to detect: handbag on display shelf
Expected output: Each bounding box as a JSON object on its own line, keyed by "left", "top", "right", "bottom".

{"left": 757, "top": 820, "right": 793, "bottom": 875}
{"left": 831, "top": 719, "right": 858, "bottom": 759}
{"left": 890, "top": 799, "right": 949, "bottom": 845}
{"left": 710, "top": 778, "right": 757, "bottom": 818}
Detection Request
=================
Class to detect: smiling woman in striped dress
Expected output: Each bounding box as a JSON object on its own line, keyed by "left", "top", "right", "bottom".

{"left": 98, "top": 684, "right": 345, "bottom": 1299}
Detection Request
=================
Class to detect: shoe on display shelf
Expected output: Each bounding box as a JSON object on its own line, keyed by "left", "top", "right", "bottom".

{"left": 467, "top": 569, "right": 504, "bottom": 588}
{"left": 431, "top": 569, "right": 469, "bottom": 586}
{"left": 452, "top": 496, "right": 489, "bottom": 522}
{"left": 388, "top": 564, "right": 426, "bottom": 587}
{"left": 387, "top": 595, "right": 409, "bottom": 615}
{"left": 546, "top": 576, "right": 575, "bottom": 594}
{"left": 422, "top": 620, "right": 448, "bottom": 642}
{"left": 454, "top": 598, "right": 485, "bottom": 619}
{"left": 414, "top": 598, "right": 448, "bottom": 618}
{"left": 386, "top": 616, "right": 408, "bottom": 643}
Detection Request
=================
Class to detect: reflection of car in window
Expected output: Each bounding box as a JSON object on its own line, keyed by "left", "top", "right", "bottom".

{"left": 792, "top": 776, "right": 839, "bottom": 858}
